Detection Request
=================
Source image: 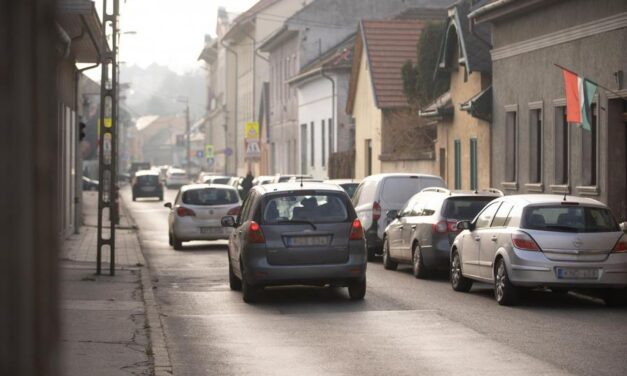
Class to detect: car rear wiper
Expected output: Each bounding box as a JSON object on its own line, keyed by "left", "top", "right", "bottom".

{"left": 276, "top": 220, "right": 317, "bottom": 230}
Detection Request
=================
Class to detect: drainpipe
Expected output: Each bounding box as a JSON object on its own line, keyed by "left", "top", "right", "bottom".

{"left": 320, "top": 66, "right": 336, "bottom": 155}
{"left": 221, "top": 39, "right": 238, "bottom": 175}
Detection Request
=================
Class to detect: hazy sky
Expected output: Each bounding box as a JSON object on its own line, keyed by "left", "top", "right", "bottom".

{"left": 94, "top": 0, "right": 258, "bottom": 74}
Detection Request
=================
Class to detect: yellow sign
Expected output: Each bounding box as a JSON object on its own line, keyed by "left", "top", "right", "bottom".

{"left": 245, "top": 121, "right": 260, "bottom": 140}
{"left": 97, "top": 118, "right": 112, "bottom": 136}
{"left": 205, "top": 144, "right": 214, "bottom": 159}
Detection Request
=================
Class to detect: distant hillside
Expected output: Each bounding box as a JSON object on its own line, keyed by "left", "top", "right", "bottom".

{"left": 120, "top": 63, "right": 206, "bottom": 121}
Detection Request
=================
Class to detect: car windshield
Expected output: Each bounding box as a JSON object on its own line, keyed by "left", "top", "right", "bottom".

{"left": 340, "top": 183, "right": 359, "bottom": 198}
{"left": 182, "top": 188, "right": 239, "bottom": 206}
{"left": 263, "top": 193, "right": 348, "bottom": 224}
{"left": 442, "top": 197, "right": 495, "bottom": 220}
{"left": 523, "top": 205, "right": 619, "bottom": 233}
{"left": 137, "top": 175, "right": 159, "bottom": 185}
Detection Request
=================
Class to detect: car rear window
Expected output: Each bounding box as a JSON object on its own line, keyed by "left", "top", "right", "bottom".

{"left": 182, "top": 188, "right": 239, "bottom": 206}
{"left": 172, "top": 172, "right": 186, "bottom": 177}
{"left": 442, "top": 197, "right": 495, "bottom": 220}
{"left": 263, "top": 193, "right": 348, "bottom": 224}
{"left": 137, "top": 175, "right": 159, "bottom": 185}
{"left": 212, "top": 177, "right": 231, "bottom": 185}
{"left": 381, "top": 177, "right": 444, "bottom": 207}
{"left": 523, "top": 205, "right": 619, "bottom": 233}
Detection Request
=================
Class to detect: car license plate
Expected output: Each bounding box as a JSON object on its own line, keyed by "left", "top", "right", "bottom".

{"left": 141, "top": 186, "right": 155, "bottom": 191}
{"left": 556, "top": 268, "right": 599, "bottom": 280}
{"left": 288, "top": 236, "right": 329, "bottom": 247}
{"left": 200, "top": 227, "right": 222, "bottom": 235}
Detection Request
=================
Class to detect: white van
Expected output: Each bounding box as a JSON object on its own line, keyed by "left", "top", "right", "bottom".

{"left": 352, "top": 173, "right": 446, "bottom": 260}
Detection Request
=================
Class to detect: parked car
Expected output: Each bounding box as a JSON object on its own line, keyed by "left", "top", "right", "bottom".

{"left": 271, "top": 174, "right": 312, "bottom": 183}
{"left": 132, "top": 170, "right": 163, "bottom": 201}
{"left": 325, "top": 179, "right": 361, "bottom": 199}
{"left": 352, "top": 173, "right": 446, "bottom": 260}
{"left": 82, "top": 176, "right": 99, "bottom": 191}
{"left": 253, "top": 175, "right": 275, "bottom": 186}
{"left": 382, "top": 187, "right": 502, "bottom": 277}
{"left": 165, "top": 184, "right": 241, "bottom": 249}
{"left": 221, "top": 182, "right": 367, "bottom": 303}
{"left": 202, "top": 175, "right": 233, "bottom": 185}
{"left": 451, "top": 194, "right": 627, "bottom": 306}
{"left": 165, "top": 168, "right": 190, "bottom": 188}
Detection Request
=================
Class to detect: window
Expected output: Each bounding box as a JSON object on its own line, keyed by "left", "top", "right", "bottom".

{"left": 491, "top": 202, "right": 514, "bottom": 227}
{"left": 263, "top": 193, "right": 349, "bottom": 224}
{"left": 182, "top": 188, "right": 239, "bottom": 206}
{"left": 529, "top": 107, "right": 543, "bottom": 183}
{"left": 328, "top": 118, "right": 334, "bottom": 154}
{"left": 300, "top": 124, "right": 307, "bottom": 173}
{"left": 505, "top": 110, "right": 517, "bottom": 182}
{"left": 470, "top": 138, "right": 478, "bottom": 190}
{"left": 238, "top": 192, "right": 255, "bottom": 223}
{"left": 554, "top": 106, "right": 569, "bottom": 185}
{"left": 310, "top": 121, "right": 315, "bottom": 167}
{"left": 582, "top": 103, "right": 597, "bottom": 186}
{"left": 422, "top": 197, "right": 442, "bottom": 216}
{"left": 321, "top": 119, "right": 326, "bottom": 167}
{"left": 475, "top": 202, "right": 501, "bottom": 229}
{"left": 454, "top": 140, "right": 461, "bottom": 189}
{"left": 523, "top": 205, "right": 618, "bottom": 233}
{"left": 442, "top": 197, "right": 495, "bottom": 221}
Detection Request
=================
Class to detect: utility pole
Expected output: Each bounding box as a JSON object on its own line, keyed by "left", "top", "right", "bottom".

{"left": 97, "top": 0, "right": 119, "bottom": 276}
{"left": 178, "top": 96, "right": 191, "bottom": 176}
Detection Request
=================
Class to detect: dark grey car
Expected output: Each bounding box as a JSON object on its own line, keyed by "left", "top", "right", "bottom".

{"left": 382, "top": 188, "right": 502, "bottom": 277}
{"left": 221, "top": 182, "right": 368, "bottom": 303}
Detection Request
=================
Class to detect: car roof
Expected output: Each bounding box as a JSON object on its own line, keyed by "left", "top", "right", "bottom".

{"left": 498, "top": 194, "right": 607, "bottom": 207}
{"left": 418, "top": 187, "right": 503, "bottom": 198}
{"left": 135, "top": 170, "right": 159, "bottom": 176}
{"left": 254, "top": 182, "right": 345, "bottom": 194}
{"left": 180, "top": 183, "right": 238, "bottom": 192}
{"left": 362, "top": 173, "right": 443, "bottom": 181}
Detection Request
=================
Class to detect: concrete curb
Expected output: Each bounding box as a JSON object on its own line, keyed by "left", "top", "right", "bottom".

{"left": 119, "top": 190, "right": 174, "bottom": 376}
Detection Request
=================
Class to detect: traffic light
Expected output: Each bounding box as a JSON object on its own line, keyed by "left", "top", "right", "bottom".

{"left": 79, "top": 121, "right": 86, "bottom": 141}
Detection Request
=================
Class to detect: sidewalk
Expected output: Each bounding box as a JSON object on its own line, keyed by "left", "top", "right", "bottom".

{"left": 60, "top": 190, "right": 171, "bottom": 376}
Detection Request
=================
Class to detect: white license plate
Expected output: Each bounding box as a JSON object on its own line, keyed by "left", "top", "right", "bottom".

{"left": 288, "top": 236, "right": 329, "bottom": 247}
{"left": 200, "top": 227, "right": 222, "bottom": 235}
{"left": 556, "top": 268, "right": 599, "bottom": 280}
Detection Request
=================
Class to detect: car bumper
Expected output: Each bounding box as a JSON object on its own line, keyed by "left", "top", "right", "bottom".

{"left": 133, "top": 188, "right": 162, "bottom": 198}
{"left": 242, "top": 244, "right": 367, "bottom": 287}
{"left": 421, "top": 239, "right": 452, "bottom": 269}
{"left": 173, "top": 221, "right": 233, "bottom": 241}
{"left": 505, "top": 249, "right": 627, "bottom": 288}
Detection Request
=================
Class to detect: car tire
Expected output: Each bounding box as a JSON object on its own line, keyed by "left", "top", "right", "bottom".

{"left": 602, "top": 289, "right": 627, "bottom": 307}
{"left": 241, "top": 264, "right": 260, "bottom": 303}
{"left": 172, "top": 234, "right": 183, "bottom": 250}
{"left": 348, "top": 277, "right": 366, "bottom": 300}
{"left": 494, "top": 258, "right": 518, "bottom": 306}
{"left": 382, "top": 237, "right": 397, "bottom": 271}
{"left": 229, "top": 260, "right": 242, "bottom": 291}
{"left": 412, "top": 243, "right": 429, "bottom": 279}
{"left": 451, "top": 251, "right": 473, "bottom": 292}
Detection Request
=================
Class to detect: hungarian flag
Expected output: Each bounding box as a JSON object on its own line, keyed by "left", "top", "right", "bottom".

{"left": 562, "top": 69, "right": 598, "bottom": 131}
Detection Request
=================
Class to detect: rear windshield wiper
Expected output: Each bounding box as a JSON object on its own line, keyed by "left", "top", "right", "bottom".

{"left": 276, "top": 220, "right": 317, "bottom": 230}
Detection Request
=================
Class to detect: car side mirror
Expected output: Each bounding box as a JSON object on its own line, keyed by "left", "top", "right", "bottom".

{"left": 457, "top": 220, "right": 472, "bottom": 231}
{"left": 386, "top": 210, "right": 398, "bottom": 221}
{"left": 620, "top": 221, "right": 627, "bottom": 233}
{"left": 221, "top": 216, "right": 236, "bottom": 228}
{"left": 164, "top": 202, "right": 172, "bottom": 209}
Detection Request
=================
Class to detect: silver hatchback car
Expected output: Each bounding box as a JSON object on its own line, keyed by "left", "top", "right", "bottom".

{"left": 451, "top": 195, "right": 627, "bottom": 306}
{"left": 221, "top": 183, "right": 367, "bottom": 303}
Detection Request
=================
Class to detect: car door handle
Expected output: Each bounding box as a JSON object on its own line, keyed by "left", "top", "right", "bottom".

{"left": 473, "top": 236, "right": 481, "bottom": 241}
{"left": 491, "top": 236, "right": 498, "bottom": 242}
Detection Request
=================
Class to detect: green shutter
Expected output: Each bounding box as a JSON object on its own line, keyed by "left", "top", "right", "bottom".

{"left": 470, "top": 138, "right": 478, "bottom": 190}
{"left": 454, "top": 140, "right": 461, "bottom": 190}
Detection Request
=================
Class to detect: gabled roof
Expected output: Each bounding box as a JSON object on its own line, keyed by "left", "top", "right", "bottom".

{"left": 223, "top": 0, "right": 282, "bottom": 40}
{"left": 347, "top": 20, "right": 428, "bottom": 112}
{"left": 435, "top": 0, "right": 491, "bottom": 76}
{"left": 288, "top": 33, "right": 356, "bottom": 86}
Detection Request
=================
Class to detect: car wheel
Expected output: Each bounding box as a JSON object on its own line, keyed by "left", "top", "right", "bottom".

{"left": 602, "top": 289, "right": 627, "bottom": 307}
{"left": 451, "top": 251, "right": 473, "bottom": 292}
{"left": 494, "top": 258, "right": 518, "bottom": 306}
{"left": 382, "top": 237, "right": 397, "bottom": 271}
{"left": 348, "top": 277, "right": 366, "bottom": 300}
{"left": 229, "top": 260, "right": 242, "bottom": 291}
{"left": 172, "top": 234, "right": 183, "bottom": 250}
{"left": 412, "top": 243, "right": 429, "bottom": 279}
{"left": 241, "top": 264, "right": 260, "bottom": 303}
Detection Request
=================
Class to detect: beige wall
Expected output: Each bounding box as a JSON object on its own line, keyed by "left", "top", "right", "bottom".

{"left": 381, "top": 160, "right": 435, "bottom": 174}
{"left": 353, "top": 48, "right": 382, "bottom": 179}
{"left": 435, "top": 68, "right": 491, "bottom": 190}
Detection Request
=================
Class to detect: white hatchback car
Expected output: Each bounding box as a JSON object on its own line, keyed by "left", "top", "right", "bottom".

{"left": 451, "top": 194, "right": 627, "bottom": 306}
{"left": 166, "top": 184, "right": 241, "bottom": 249}
{"left": 165, "top": 168, "right": 190, "bottom": 188}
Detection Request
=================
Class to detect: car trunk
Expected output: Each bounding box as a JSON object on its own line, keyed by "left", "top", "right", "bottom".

{"left": 263, "top": 222, "right": 351, "bottom": 266}
{"left": 527, "top": 230, "right": 621, "bottom": 262}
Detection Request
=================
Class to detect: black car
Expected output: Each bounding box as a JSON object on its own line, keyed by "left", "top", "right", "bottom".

{"left": 132, "top": 170, "right": 163, "bottom": 201}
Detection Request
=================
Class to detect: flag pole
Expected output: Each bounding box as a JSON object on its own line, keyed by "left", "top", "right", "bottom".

{"left": 553, "top": 63, "right": 627, "bottom": 102}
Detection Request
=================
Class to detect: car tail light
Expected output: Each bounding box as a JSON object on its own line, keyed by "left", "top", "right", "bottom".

{"left": 227, "top": 206, "right": 241, "bottom": 216}
{"left": 349, "top": 219, "right": 365, "bottom": 240}
{"left": 448, "top": 221, "right": 459, "bottom": 232}
{"left": 432, "top": 221, "right": 448, "bottom": 233}
{"left": 612, "top": 235, "right": 627, "bottom": 253}
{"left": 372, "top": 201, "right": 381, "bottom": 222}
{"left": 176, "top": 207, "right": 196, "bottom": 217}
{"left": 511, "top": 232, "right": 540, "bottom": 251}
{"left": 247, "top": 221, "right": 265, "bottom": 243}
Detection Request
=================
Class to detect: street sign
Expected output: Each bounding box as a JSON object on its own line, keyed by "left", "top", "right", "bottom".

{"left": 196, "top": 150, "right": 204, "bottom": 158}
{"left": 223, "top": 147, "right": 233, "bottom": 157}
{"left": 245, "top": 121, "right": 260, "bottom": 141}
{"left": 205, "top": 144, "right": 214, "bottom": 159}
{"left": 245, "top": 140, "right": 261, "bottom": 158}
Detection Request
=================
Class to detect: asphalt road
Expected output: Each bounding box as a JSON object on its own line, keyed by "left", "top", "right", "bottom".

{"left": 122, "top": 186, "right": 627, "bottom": 376}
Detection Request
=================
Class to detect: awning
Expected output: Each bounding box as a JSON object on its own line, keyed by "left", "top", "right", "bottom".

{"left": 418, "top": 91, "right": 453, "bottom": 118}
{"left": 460, "top": 86, "right": 492, "bottom": 122}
